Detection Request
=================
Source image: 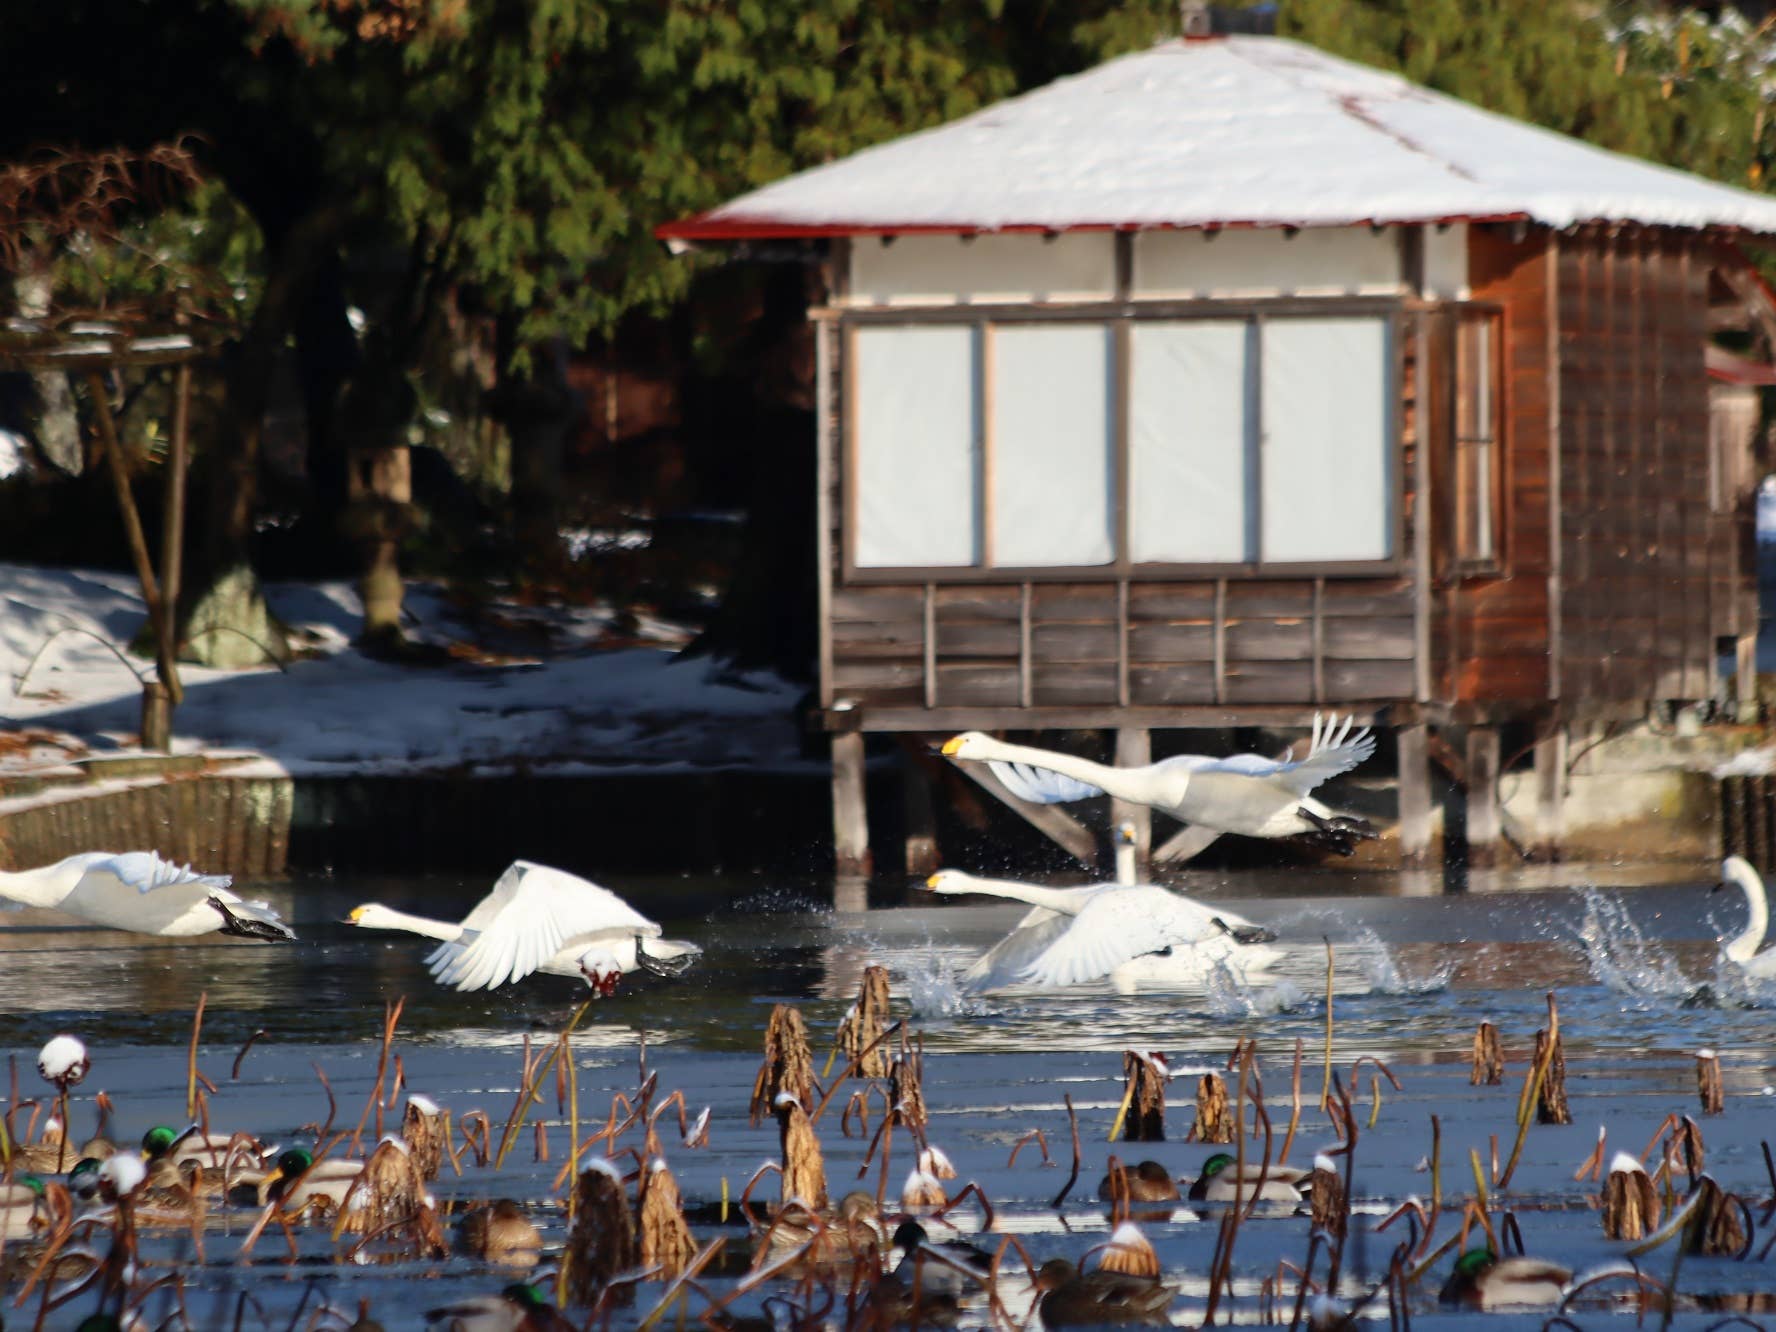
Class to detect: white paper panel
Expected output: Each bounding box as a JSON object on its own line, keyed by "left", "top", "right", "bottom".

{"left": 990, "top": 325, "right": 1114, "bottom": 567}
{"left": 1260, "top": 317, "right": 1393, "bottom": 562}
{"left": 849, "top": 233, "right": 1115, "bottom": 305}
{"left": 853, "top": 326, "right": 979, "bottom": 567}
{"left": 1134, "top": 227, "right": 1401, "bottom": 298}
{"left": 1128, "top": 322, "right": 1253, "bottom": 563}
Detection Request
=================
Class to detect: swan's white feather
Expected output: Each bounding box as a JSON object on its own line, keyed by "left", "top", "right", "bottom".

{"left": 1018, "top": 886, "right": 1228, "bottom": 988}
{"left": 961, "top": 905, "right": 1076, "bottom": 991}
{"left": 102, "top": 852, "right": 232, "bottom": 894}
{"left": 0, "top": 851, "right": 289, "bottom": 938}
{"left": 429, "top": 861, "right": 662, "bottom": 992}
{"left": 988, "top": 760, "right": 1102, "bottom": 804}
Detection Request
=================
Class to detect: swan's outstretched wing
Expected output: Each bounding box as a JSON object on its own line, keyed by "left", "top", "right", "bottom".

{"left": 1190, "top": 713, "right": 1376, "bottom": 796}
{"left": 431, "top": 862, "right": 660, "bottom": 991}
{"left": 1018, "top": 888, "right": 1222, "bottom": 988}
{"left": 94, "top": 852, "right": 232, "bottom": 895}
{"left": 962, "top": 906, "right": 1076, "bottom": 992}
{"left": 988, "top": 760, "right": 1103, "bottom": 805}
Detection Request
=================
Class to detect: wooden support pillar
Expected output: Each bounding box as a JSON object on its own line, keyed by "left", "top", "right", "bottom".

{"left": 1532, "top": 727, "right": 1567, "bottom": 863}
{"left": 900, "top": 744, "right": 939, "bottom": 876}
{"left": 1397, "top": 723, "right": 1433, "bottom": 868}
{"left": 1738, "top": 632, "right": 1759, "bottom": 723}
{"left": 1464, "top": 725, "right": 1501, "bottom": 869}
{"left": 1111, "top": 728, "right": 1151, "bottom": 877}
{"left": 832, "top": 730, "right": 872, "bottom": 878}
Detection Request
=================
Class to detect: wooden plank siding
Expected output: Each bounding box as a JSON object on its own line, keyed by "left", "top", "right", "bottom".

{"left": 1553, "top": 228, "right": 1721, "bottom": 705}
{"left": 1453, "top": 227, "right": 1555, "bottom": 705}
{"left": 817, "top": 224, "right": 1754, "bottom": 729}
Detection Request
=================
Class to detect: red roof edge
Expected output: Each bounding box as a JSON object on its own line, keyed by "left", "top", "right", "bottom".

{"left": 654, "top": 212, "right": 1535, "bottom": 243}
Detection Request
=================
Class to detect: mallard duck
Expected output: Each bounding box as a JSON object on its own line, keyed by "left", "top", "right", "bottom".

{"left": 253, "top": 1146, "right": 364, "bottom": 1213}
{"left": 0, "top": 1174, "right": 49, "bottom": 1239}
{"left": 1033, "top": 1257, "right": 1174, "bottom": 1327}
{"left": 757, "top": 1190, "right": 886, "bottom": 1269}
{"left": 892, "top": 1219, "right": 997, "bottom": 1295}
{"left": 458, "top": 1199, "right": 542, "bottom": 1267}
{"left": 0, "top": 852, "right": 293, "bottom": 939}
{"left": 859, "top": 1268, "right": 961, "bottom": 1326}
{"left": 424, "top": 1282, "right": 575, "bottom": 1330}
{"left": 347, "top": 860, "right": 699, "bottom": 992}
{"left": 1097, "top": 1161, "right": 1181, "bottom": 1206}
{"left": 941, "top": 713, "right": 1377, "bottom": 855}
{"left": 1438, "top": 1248, "right": 1572, "bottom": 1309}
{"left": 141, "top": 1124, "right": 271, "bottom": 1195}
{"left": 67, "top": 1157, "right": 105, "bottom": 1203}
{"left": 1186, "top": 1153, "right": 1310, "bottom": 1203}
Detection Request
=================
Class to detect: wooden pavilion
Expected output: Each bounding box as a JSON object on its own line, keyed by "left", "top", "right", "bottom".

{"left": 659, "top": 32, "right": 1776, "bottom": 875}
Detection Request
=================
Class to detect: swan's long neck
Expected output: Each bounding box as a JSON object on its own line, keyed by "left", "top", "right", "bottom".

{"left": 1726, "top": 863, "right": 1768, "bottom": 964}
{"left": 980, "top": 738, "right": 1150, "bottom": 802}
{"left": 359, "top": 907, "right": 462, "bottom": 943}
{"left": 1114, "top": 840, "right": 1137, "bottom": 886}
{"left": 0, "top": 863, "right": 80, "bottom": 909}
{"left": 942, "top": 875, "right": 1089, "bottom": 914}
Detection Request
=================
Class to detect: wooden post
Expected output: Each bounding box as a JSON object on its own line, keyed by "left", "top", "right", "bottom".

{"left": 900, "top": 744, "right": 939, "bottom": 876}
{"left": 1737, "top": 632, "right": 1759, "bottom": 723}
{"left": 1397, "top": 723, "right": 1433, "bottom": 867}
{"left": 1532, "top": 726, "right": 1567, "bottom": 863}
{"left": 1465, "top": 725, "right": 1501, "bottom": 869}
{"left": 139, "top": 681, "right": 170, "bottom": 754}
{"left": 1111, "top": 728, "right": 1151, "bottom": 877}
{"left": 831, "top": 730, "right": 872, "bottom": 877}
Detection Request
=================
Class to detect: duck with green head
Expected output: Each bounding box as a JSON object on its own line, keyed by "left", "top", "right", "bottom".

{"left": 423, "top": 1281, "right": 575, "bottom": 1330}
{"left": 142, "top": 1124, "right": 272, "bottom": 1196}
{"left": 1033, "top": 1257, "right": 1174, "bottom": 1327}
{"left": 0, "top": 1173, "right": 49, "bottom": 1239}
{"left": 1438, "top": 1248, "right": 1571, "bottom": 1309}
{"left": 1186, "top": 1152, "right": 1310, "bottom": 1203}
{"left": 249, "top": 1146, "right": 365, "bottom": 1214}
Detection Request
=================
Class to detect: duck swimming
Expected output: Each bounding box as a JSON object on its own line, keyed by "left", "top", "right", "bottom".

{"left": 1186, "top": 1153, "right": 1311, "bottom": 1203}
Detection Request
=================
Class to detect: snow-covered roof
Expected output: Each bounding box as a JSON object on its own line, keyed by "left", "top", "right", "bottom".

{"left": 660, "top": 36, "right": 1776, "bottom": 240}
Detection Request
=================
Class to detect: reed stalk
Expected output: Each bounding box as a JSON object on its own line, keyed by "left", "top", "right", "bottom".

{"left": 494, "top": 996, "right": 596, "bottom": 1168}
{"left": 186, "top": 992, "right": 206, "bottom": 1121}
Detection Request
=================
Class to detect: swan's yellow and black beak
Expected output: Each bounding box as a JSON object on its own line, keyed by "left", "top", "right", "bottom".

{"left": 940, "top": 736, "right": 964, "bottom": 756}
{"left": 925, "top": 874, "right": 943, "bottom": 890}
{"left": 347, "top": 906, "right": 367, "bottom": 923}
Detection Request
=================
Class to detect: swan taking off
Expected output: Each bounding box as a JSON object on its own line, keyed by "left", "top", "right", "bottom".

{"left": 942, "top": 712, "right": 1379, "bottom": 855}
{"left": 347, "top": 859, "right": 700, "bottom": 992}
{"left": 1715, "top": 856, "right": 1776, "bottom": 979}
{"left": 0, "top": 852, "right": 294, "bottom": 940}
{"left": 926, "top": 869, "right": 1279, "bottom": 990}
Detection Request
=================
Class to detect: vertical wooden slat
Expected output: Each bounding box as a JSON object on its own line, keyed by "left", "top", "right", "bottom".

{"left": 1018, "top": 581, "right": 1033, "bottom": 709}
{"left": 1545, "top": 233, "right": 1563, "bottom": 701}
{"left": 1213, "top": 578, "right": 1227, "bottom": 705}
{"left": 922, "top": 581, "right": 937, "bottom": 710}
{"left": 981, "top": 323, "right": 996, "bottom": 566}
{"left": 1311, "top": 576, "right": 1325, "bottom": 703}
{"left": 831, "top": 731, "right": 871, "bottom": 877}
{"left": 817, "top": 317, "right": 837, "bottom": 707}
{"left": 1251, "top": 314, "right": 1266, "bottom": 564}
{"left": 1113, "top": 319, "right": 1131, "bottom": 574}
{"left": 1116, "top": 578, "right": 1130, "bottom": 708}
{"left": 1412, "top": 310, "right": 1433, "bottom": 702}
{"left": 1532, "top": 726, "right": 1567, "bottom": 862}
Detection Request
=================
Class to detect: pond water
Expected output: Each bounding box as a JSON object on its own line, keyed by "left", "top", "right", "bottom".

{"left": 4, "top": 865, "right": 1776, "bottom": 1329}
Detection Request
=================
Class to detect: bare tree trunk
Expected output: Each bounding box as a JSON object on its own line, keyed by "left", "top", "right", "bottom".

{"left": 14, "top": 246, "right": 82, "bottom": 475}
{"left": 182, "top": 205, "right": 346, "bottom": 666}
{"left": 493, "top": 330, "right": 578, "bottom": 576}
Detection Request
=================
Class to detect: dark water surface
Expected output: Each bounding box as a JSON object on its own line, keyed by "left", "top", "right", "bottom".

{"left": 3, "top": 866, "right": 1776, "bottom": 1329}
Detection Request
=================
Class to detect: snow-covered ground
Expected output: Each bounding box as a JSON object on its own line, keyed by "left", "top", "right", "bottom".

{"left": 0, "top": 563, "right": 807, "bottom": 777}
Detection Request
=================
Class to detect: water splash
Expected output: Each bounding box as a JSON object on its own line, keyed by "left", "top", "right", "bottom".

{"left": 1572, "top": 890, "right": 1696, "bottom": 1002}
{"left": 1345, "top": 923, "right": 1453, "bottom": 996}
{"left": 1201, "top": 957, "right": 1307, "bottom": 1018}
{"left": 901, "top": 949, "right": 979, "bottom": 1019}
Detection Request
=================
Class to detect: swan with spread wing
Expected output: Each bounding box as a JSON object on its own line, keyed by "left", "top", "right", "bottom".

{"left": 942, "top": 711, "right": 1378, "bottom": 855}
{"left": 347, "top": 859, "right": 699, "bottom": 992}
{"left": 0, "top": 852, "right": 293, "bottom": 940}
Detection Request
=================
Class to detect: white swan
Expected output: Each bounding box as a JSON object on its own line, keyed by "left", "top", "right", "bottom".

{"left": 0, "top": 852, "right": 294, "bottom": 940}
{"left": 942, "top": 712, "right": 1379, "bottom": 854}
{"left": 927, "top": 869, "right": 1280, "bottom": 990}
{"left": 347, "top": 859, "right": 701, "bottom": 992}
{"left": 1716, "top": 856, "right": 1776, "bottom": 978}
